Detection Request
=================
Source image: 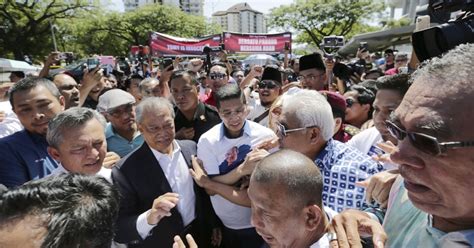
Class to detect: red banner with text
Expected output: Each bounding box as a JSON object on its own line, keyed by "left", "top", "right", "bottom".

{"left": 149, "top": 32, "right": 221, "bottom": 56}
{"left": 223, "top": 32, "right": 292, "bottom": 54}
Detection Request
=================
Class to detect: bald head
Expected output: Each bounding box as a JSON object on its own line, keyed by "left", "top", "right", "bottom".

{"left": 251, "top": 149, "right": 323, "bottom": 208}
{"left": 53, "top": 73, "right": 80, "bottom": 109}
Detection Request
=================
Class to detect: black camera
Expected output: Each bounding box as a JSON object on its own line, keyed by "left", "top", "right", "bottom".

{"left": 412, "top": 1, "right": 474, "bottom": 61}
{"left": 320, "top": 35, "right": 345, "bottom": 60}
{"left": 202, "top": 43, "right": 225, "bottom": 54}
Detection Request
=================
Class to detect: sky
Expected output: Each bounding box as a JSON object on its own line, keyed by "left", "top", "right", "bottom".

{"left": 203, "top": 0, "right": 294, "bottom": 17}
{"left": 106, "top": 0, "right": 294, "bottom": 17}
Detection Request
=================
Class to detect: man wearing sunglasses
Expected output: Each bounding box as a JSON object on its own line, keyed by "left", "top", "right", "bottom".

{"left": 276, "top": 89, "right": 384, "bottom": 213}
{"left": 330, "top": 44, "right": 474, "bottom": 247}
{"left": 204, "top": 63, "right": 230, "bottom": 107}
{"left": 246, "top": 65, "right": 283, "bottom": 127}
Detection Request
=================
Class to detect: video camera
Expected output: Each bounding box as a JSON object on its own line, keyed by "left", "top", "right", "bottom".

{"left": 412, "top": 0, "right": 474, "bottom": 61}
{"left": 320, "top": 35, "right": 345, "bottom": 60}
{"left": 203, "top": 43, "right": 225, "bottom": 74}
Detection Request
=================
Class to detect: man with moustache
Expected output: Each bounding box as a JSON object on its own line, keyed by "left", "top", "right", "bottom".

{"left": 330, "top": 44, "right": 474, "bottom": 247}
{"left": 52, "top": 73, "right": 81, "bottom": 109}
{"left": 0, "top": 77, "right": 65, "bottom": 187}
{"left": 170, "top": 70, "right": 220, "bottom": 142}
{"left": 246, "top": 65, "right": 283, "bottom": 127}
{"left": 97, "top": 89, "right": 144, "bottom": 158}
{"left": 204, "top": 63, "right": 230, "bottom": 107}
{"left": 298, "top": 53, "right": 328, "bottom": 91}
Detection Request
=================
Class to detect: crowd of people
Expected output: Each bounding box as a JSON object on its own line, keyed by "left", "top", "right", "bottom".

{"left": 0, "top": 38, "right": 473, "bottom": 248}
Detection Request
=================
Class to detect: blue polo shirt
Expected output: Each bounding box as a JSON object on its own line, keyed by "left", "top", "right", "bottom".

{"left": 105, "top": 123, "right": 144, "bottom": 158}
{"left": 0, "top": 130, "right": 58, "bottom": 188}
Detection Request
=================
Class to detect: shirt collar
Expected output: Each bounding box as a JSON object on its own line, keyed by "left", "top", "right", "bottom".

{"left": 315, "top": 138, "right": 335, "bottom": 161}
{"left": 150, "top": 140, "right": 181, "bottom": 160}
{"left": 218, "top": 120, "right": 251, "bottom": 141}
{"left": 105, "top": 123, "right": 114, "bottom": 138}
{"left": 105, "top": 122, "right": 141, "bottom": 139}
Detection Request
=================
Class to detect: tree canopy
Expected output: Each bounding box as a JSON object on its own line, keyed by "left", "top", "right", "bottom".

{"left": 268, "top": 0, "right": 385, "bottom": 47}
{"left": 1, "top": 1, "right": 221, "bottom": 60}
{"left": 0, "top": 0, "right": 94, "bottom": 60}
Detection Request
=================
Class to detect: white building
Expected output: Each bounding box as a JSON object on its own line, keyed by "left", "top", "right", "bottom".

{"left": 123, "top": 0, "right": 203, "bottom": 16}
{"left": 212, "top": 3, "right": 266, "bottom": 34}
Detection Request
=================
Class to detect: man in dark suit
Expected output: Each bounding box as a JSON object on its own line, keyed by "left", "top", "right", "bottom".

{"left": 112, "top": 97, "right": 217, "bottom": 248}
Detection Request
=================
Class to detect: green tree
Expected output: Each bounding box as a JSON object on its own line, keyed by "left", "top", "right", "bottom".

{"left": 268, "top": 0, "right": 385, "bottom": 46}
{"left": 0, "top": 0, "right": 96, "bottom": 60}
{"left": 67, "top": 4, "right": 222, "bottom": 56}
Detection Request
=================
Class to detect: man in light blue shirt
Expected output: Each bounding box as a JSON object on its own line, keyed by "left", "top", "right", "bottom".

{"left": 97, "top": 89, "right": 144, "bottom": 158}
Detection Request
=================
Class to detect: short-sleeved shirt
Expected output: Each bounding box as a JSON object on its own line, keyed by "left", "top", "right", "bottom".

{"left": 347, "top": 127, "right": 398, "bottom": 170}
{"left": 246, "top": 97, "right": 270, "bottom": 127}
{"left": 314, "top": 139, "right": 384, "bottom": 212}
{"left": 383, "top": 176, "right": 474, "bottom": 247}
{"left": 0, "top": 130, "right": 59, "bottom": 188}
{"left": 197, "top": 120, "right": 276, "bottom": 229}
{"left": 105, "top": 124, "right": 144, "bottom": 158}
{"left": 174, "top": 102, "right": 221, "bottom": 143}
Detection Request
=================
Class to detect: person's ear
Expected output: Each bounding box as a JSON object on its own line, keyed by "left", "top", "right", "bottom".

{"left": 304, "top": 205, "right": 324, "bottom": 231}
{"left": 137, "top": 123, "right": 144, "bottom": 133}
{"left": 308, "top": 127, "right": 322, "bottom": 145}
{"left": 361, "top": 103, "right": 371, "bottom": 113}
{"left": 58, "top": 95, "right": 66, "bottom": 111}
{"left": 47, "top": 146, "right": 61, "bottom": 161}
{"left": 334, "top": 117, "right": 342, "bottom": 135}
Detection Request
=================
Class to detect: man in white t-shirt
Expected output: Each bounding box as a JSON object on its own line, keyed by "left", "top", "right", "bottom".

{"left": 347, "top": 74, "right": 411, "bottom": 170}
{"left": 249, "top": 149, "right": 337, "bottom": 248}
{"left": 194, "top": 84, "right": 276, "bottom": 248}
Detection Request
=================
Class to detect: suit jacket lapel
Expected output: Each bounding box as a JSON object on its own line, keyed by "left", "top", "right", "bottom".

{"left": 140, "top": 142, "right": 174, "bottom": 195}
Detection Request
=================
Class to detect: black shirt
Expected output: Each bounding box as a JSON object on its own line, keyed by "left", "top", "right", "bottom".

{"left": 174, "top": 102, "right": 221, "bottom": 142}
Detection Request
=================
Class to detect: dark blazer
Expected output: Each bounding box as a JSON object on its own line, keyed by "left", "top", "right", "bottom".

{"left": 112, "top": 140, "right": 217, "bottom": 248}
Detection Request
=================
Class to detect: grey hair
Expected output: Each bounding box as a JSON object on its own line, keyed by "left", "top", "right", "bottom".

{"left": 138, "top": 78, "right": 159, "bottom": 92}
{"left": 135, "top": 97, "right": 175, "bottom": 124}
{"left": 47, "top": 107, "right": 106, "bottom": 148}
{"left": 282, "top": 89, "right": 335, "bottom": 141}
{"left": 251, "top": 149, "right": 323, "bottom": 208}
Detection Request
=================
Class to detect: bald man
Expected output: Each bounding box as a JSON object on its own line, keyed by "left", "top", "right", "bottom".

{"left": 53, "top": 73, "right": 80, "bottom": 109}
{"left": 248, "top": 149, "right": 337, "bottom": 248}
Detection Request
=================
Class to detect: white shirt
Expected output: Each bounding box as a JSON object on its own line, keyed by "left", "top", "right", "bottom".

{"left": 346, "top": 127, "right": 397, "bottom": 170}
{"left": 0, "top": 101, "right": 23, "bottom": 138}
{"left": 50, "top": 163, "right": 113, "bottom": 184}
{"left": 246, "top": 97, "right": 269, "bottom": 127}
{"left": 197, "top": 120, "right": 276, "bottom": 229}
{"left": 136, "top": 141, "right": 196, "bottom": 239}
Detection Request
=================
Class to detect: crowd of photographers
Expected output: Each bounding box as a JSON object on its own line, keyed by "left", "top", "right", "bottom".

{"left": 0, "top": 26, "right": 474, "bottom": 248}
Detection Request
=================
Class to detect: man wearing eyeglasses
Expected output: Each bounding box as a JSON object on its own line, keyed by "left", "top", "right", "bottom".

{"left": 97, "top": 89, "right": 144, "bottom": 158}
{"left": 329, "top": 44, "right": 474, "bottom": 247}
{"left": 246, "top": 65, "right": 283, "bottom": 127}
{"left": 276, "top": 89, "right": 384, "bottom": 213}
{"left": 385, "top": 53, "right": 409, "bottom": 76}
{"left": 298, "top": 53, "right": 327, "bottom": 91}
{"left": 204, "top": 63, "right": 230, "bottom": 107}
